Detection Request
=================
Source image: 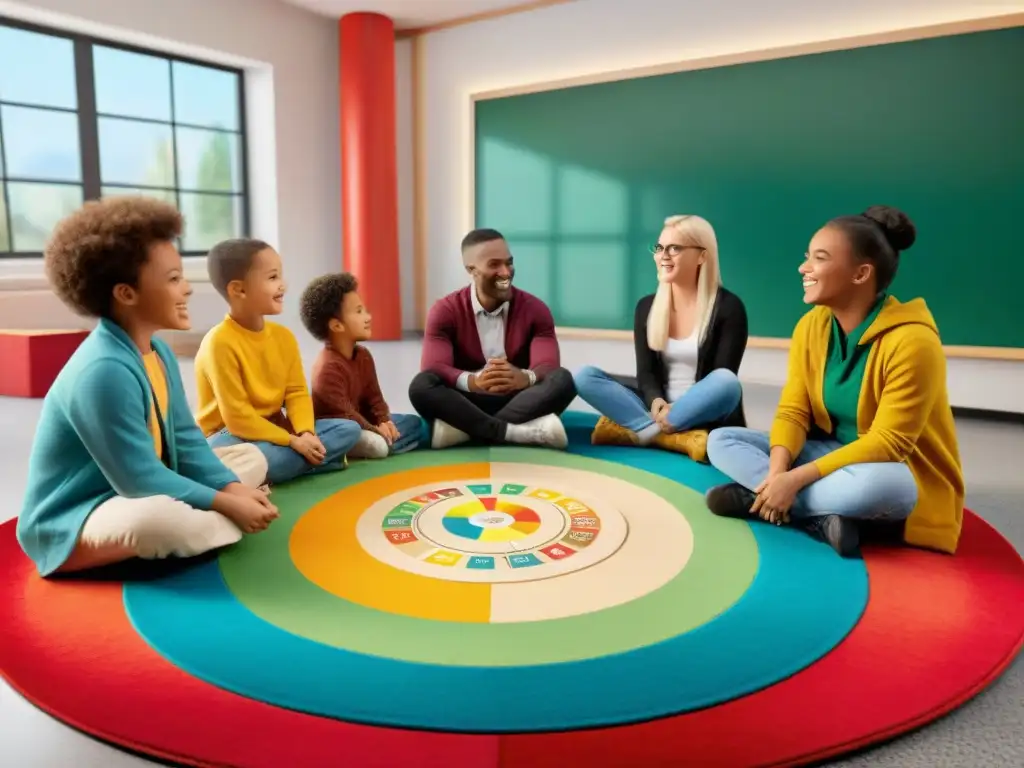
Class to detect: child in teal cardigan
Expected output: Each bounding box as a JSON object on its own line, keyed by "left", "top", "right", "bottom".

{"left": 17, "top": 196, "right": 279, "bottom": 577}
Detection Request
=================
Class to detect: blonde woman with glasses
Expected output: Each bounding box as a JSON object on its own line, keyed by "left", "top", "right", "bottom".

{"left": 573, "top": 214, "right": 749, "bottom": 462}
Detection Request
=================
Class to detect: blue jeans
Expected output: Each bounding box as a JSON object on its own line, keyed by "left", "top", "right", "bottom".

{"left": 207, "top": 418, "right": 361, "bottom": 486}
{"left": 386, "top": 413, "right": 427, "bottom": 455}
{"left": 572, "top": 366, "right": 742, "bottom": 433}
{"left": 706, "top": 427, "right": 918, "bottom": 520}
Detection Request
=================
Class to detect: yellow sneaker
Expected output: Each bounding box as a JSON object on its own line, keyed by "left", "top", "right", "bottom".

{"left": 653, "top": 429, "right": 709, "bottom": 462}
{"left": 590, "top": 416, "right": 641, "bottom": 447}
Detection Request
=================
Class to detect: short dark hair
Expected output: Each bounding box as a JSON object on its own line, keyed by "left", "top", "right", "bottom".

{"left": 206, "top": 238, "right": 271, "bottom": 298}
{"left": 828, "top": 205, "right": 916, "bottom": 292}
{"left": 461, "top": 227, "right": 504, "bottom": 251}
{"left": 299, "top": 272, "right": 359, "bottom": 342}
{"left": 44, "top": 196, "right": 183, "bottom": 318}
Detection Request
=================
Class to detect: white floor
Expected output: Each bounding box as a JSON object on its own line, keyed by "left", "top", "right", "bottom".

{"left": 1, "top": 337, "right": 1021, "bottom": 767}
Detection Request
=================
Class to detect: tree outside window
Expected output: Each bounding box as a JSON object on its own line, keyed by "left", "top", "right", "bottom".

{"left": 0, "top": 17, "right": 249, "bottom": 257}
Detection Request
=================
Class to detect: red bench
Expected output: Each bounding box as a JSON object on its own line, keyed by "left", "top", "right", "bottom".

{"left": 0, "top": 329, "right": 90, "bottom": 398}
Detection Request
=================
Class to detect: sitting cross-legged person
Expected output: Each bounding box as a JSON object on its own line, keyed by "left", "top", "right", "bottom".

{"left": 301, "top": 271, "right": 425, "bottom": 458}
{"left": 573, "top": 214, "right": 748, "bottom": 463}
{"left": 17, "top": 197, "right": 277, "bottom": 577}
{"left": 194, "top": 238, "right": 361, "bottom": 486}
{"left": 705, "top": 205, "right": 965, "bottom": 558}
{"left": 408, "top": 228, "right": 577, "bottom": 449}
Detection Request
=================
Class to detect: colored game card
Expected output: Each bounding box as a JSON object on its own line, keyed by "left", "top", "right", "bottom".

{"left": 556, "top": 497, "right": 594, "bottom": 515}
{"left": 425, "top": 550, "right": 462, "bottom": 566}
{"left": 528, "top": 488, "right": 561, "bottom": 500}
{"left": 507, "top": 553, "right": 542, "bottom": 568}
{"left": 540, "top": 544, "right": 575, "bottom": 560}
{"left": 382, "top": 512, "right": 415, "bottom": 529}
{"left": 385, "top": 529, "right": 418, "bottom": 545}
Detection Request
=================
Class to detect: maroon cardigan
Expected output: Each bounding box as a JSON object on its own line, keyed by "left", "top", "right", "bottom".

{"left": 420, "top": 286, "right": 561, "bottom": 387}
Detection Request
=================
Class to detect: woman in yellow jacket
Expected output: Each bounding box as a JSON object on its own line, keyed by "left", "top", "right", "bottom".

{"left": 705, "top": 205, "right": 964, "bottom": 558}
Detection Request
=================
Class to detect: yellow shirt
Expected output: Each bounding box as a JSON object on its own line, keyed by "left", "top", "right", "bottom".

{"left": 770, "top": 296, "right": 964, "bottom": 554}
{"left": 194, "top": 315, "right": 316, "bottom": 446}
{"left": 142, "top": 350, "right": 169, "bottom": 460}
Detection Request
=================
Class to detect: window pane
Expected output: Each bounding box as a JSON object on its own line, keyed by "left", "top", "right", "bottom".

{"left": 93, "top": 45, "right": 172, "bottom": 122}
{"left": 1, "top": 105, "right": 81, "bottom": 182}
{"left": 0, "top": 185, "right": 10, "bottom": 251}
{"left": 176, "top": 127, "right": 242, "bottom": 192}
{"left": 98, "top": 117, "right": 175, "bottom": 187}
{"left": 101, "top": 185, "right": 177, "bottom": 205}
{"left": 172, "top": 61, "right": 239, "bottom": 131}
{"left": 180, "top": 192, "right": 242, "bottom": 252}
{"left": 0, "top": 25, "right": 77, "bottom": 109}
{"left": 7, "top": 181, "right": 83, "bottom": 252}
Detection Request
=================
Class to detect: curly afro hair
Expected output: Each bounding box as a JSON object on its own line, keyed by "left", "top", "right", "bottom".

{"left": 44, "top": 196, "right": 183, "bottom": 318}
{"left": 299, "top": 272, "right": 358, "bottom": 342}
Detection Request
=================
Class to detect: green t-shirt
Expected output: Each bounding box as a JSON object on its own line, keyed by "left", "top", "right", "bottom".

{"left": 821, "top": 294, "right": 887, "bottom": 445}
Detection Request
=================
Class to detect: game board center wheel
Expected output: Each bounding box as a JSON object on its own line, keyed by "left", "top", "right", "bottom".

{"left": 371, "top": 479, "right": 622, "bottom": 580}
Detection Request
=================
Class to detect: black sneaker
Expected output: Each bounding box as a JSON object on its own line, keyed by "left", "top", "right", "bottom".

{"left": 705, "top": 483, "right": 757, "bottom": 518}
{"left": 801, "top": 514, "right": 860, "bottom": 557}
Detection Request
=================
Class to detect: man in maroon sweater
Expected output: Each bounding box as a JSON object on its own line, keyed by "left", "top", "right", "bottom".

{"left": 408, "top": 228, "right": 576, "bottom": 449}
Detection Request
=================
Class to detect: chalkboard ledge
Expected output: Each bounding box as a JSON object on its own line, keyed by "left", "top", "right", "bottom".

{"left": 553, "top": 328, "right": 1024, "bottom": 362}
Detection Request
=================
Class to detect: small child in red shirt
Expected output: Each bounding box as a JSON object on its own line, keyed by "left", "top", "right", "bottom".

{"left": 300, "top": 272, "right": 425, "bottom": 458}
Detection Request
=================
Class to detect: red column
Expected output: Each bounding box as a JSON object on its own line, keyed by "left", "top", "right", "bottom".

{"left": 339, "top": 12, "right": 401, "bottom": 340}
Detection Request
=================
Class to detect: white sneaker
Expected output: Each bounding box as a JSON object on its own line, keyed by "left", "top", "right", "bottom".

{"left": 506, "top": 414, "right": 568, "bottom": 449}
{"left": 431, "top": 420, "right": 470, "bottom": 449}
{"left": 348, "top": 430, "right": 389, "bottom": 459}
{"left": 535, "top": 414, "right": 569, "bottom": 449}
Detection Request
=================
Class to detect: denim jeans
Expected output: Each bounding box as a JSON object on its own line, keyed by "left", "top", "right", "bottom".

{"left": 385, "top": 413, "right": 427, "bottom": 455}
{"left": 572, "top": 366, "right": 742, "bottom": 433}
{"left": 207, "top": 417, "right": 361, "bottom": 486}
{"left": 706, "top": 427, "right": 918, "bottom": 520}
{"left": 408, "top": 368, "right": 577, "bottom": 443}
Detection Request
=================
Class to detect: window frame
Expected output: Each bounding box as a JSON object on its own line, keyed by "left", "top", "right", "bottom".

{"left": 0, "top": 14, "right": 250, "bottom": 259}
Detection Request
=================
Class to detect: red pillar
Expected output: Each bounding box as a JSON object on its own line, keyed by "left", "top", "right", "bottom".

{"left": 339, "top": 12, "right": 401, "bottom": 339}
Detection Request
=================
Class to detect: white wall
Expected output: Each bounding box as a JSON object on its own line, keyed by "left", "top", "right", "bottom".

{"left": 0, "top": 0, "right": 341, "bottom": 335}
{"left": 394, "top": 36, "right": 415, "bottom": 330}
{"left": 417, "top": 0, "right": 1024, "bottom": 413}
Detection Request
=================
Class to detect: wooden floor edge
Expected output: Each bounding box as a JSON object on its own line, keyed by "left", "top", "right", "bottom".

{"left": 159, "top": 331, "right": 204, "bottom": 358}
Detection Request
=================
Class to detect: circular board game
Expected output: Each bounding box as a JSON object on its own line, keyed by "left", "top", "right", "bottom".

{"left": 363, "top": 477, "right": 628, "bottom": 583}
{"left": 1, "top": 412, "right": 1022, "bottom": 768}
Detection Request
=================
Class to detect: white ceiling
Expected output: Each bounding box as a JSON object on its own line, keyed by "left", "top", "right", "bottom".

{"left": 280, "top": 0, "right": 541, "bottom": 30}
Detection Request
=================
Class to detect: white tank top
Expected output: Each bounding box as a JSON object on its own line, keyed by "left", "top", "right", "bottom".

{"left": 664, "top": 333, "right": 699, "bottom": 402}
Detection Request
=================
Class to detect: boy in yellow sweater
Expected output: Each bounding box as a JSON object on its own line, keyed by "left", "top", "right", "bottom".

{"left": 194, "top": 238, "right": 361, "bottom": 485}
{"left": 705, "top": 206, "right": 964, "bottom": 558}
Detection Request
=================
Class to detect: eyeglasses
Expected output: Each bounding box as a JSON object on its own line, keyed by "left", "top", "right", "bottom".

{"left": 651, "top": 244, "right": 705, "bottom": 257}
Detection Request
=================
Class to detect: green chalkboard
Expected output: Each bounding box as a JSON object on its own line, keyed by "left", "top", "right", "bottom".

{"left": 474, "top": 26, "right": 1024, "bottom": 348}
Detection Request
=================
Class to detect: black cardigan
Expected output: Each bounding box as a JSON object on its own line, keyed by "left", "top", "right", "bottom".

{"left": 618, "top": 285, "right": 749, "bottom": 430}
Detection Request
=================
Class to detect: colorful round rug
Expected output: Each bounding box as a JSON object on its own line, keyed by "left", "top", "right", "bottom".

{"left": 1, "top": 411, "right": 1022, "bottom": 768}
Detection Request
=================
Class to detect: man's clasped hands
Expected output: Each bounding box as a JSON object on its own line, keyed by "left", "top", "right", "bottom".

{"left": 469, "top": 356, "right": 532, "bottom": 394}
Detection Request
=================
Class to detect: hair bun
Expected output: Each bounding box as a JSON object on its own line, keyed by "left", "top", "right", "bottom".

{"left": 862, "top": 205, "right": 916, "bottom": 252}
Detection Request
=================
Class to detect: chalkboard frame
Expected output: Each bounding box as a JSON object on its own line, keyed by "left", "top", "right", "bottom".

{"left": 456, "top": 13, "right": 1024, "bottom": 362}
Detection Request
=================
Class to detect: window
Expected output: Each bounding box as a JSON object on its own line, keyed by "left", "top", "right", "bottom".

{"left": 0, "top": 17, "right": 248, "bottom": 257}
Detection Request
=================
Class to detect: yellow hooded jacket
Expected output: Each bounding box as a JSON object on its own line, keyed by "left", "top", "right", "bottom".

{"left": 769, "top": 296, "right": 965, "bottom": 554}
